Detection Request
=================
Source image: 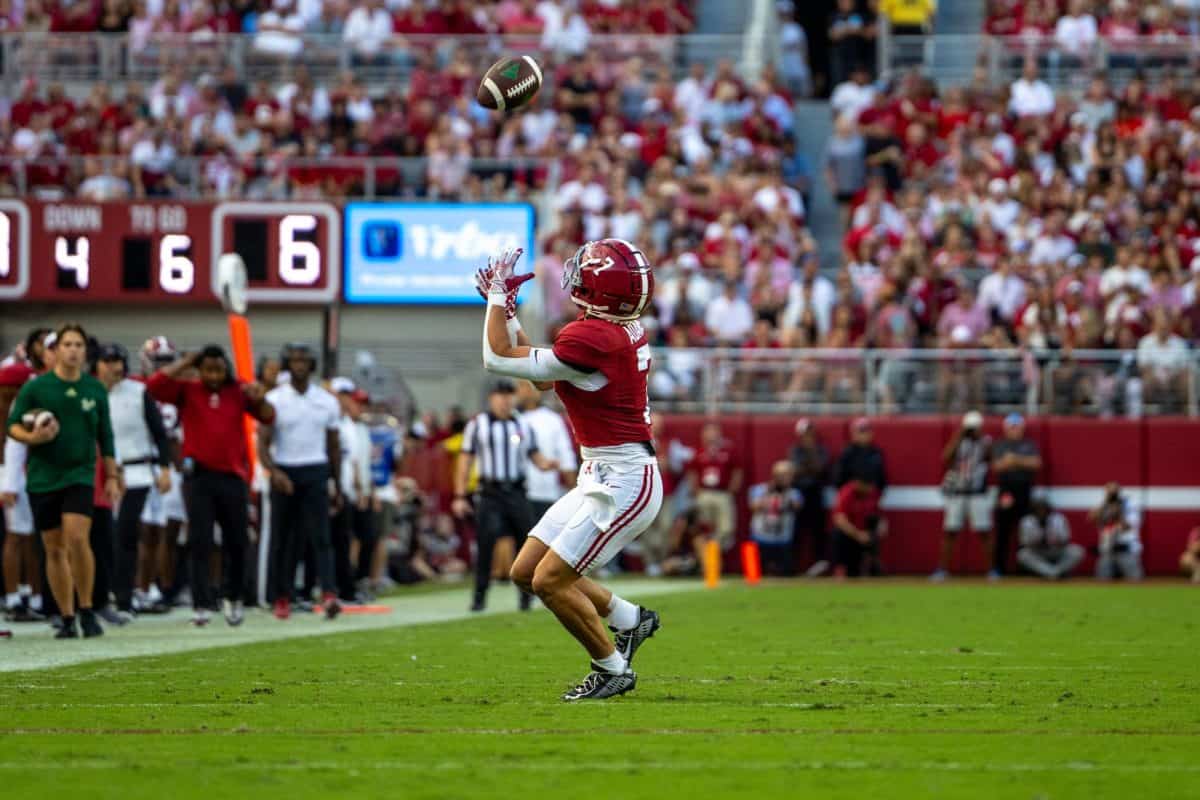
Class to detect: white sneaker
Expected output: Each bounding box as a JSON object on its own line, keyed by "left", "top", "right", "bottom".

{"left": 805, "top": 560, "right": 831, "bottom": 578}
{"left": 147, "top": 584, "right": 164, "bottom": 605}
{"left": 223, "top": 599, "right": 244, "bottom": 627}
{"left": 191, "top": 609, "right": 211, "bottom": 627}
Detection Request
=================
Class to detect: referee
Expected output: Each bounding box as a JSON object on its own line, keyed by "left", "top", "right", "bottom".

{"left": 452, "top": 380, "right": 558, "bottom": 612}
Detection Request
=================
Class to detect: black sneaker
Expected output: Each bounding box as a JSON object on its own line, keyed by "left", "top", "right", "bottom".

{"left": 612, "top": 607, "right": 660, "bottom": 666}
{"left": 518, "top": 592, "right": 533, "bottom": 612}
{"left": 469, "top": 596, "right": 486, "bottom": 613}
{"left": 7, "top": 606, "right": 44, "bottom": 623}
{"left": 562, "top": 662, "right": 637, "bottom": 702}
{"left": 80, "top": 609, "right": 104, "bottom": 638}
{"left": 55, "top": 616, "right": 78, "bottom": 639}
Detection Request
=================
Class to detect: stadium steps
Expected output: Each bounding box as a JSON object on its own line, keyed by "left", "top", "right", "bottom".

{"left": 792, "top": 100, "right": 842, "bottom": 270}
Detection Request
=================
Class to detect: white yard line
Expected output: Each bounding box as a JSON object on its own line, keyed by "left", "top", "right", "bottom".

{"left": 0, "top": 579, "right": 704, "bottom": 674}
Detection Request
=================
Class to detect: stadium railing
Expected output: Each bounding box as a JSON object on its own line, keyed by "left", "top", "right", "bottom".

{"left": 649, "top": 347, "right": 1200, "bottom": 418}
{"left": 0, "top": 31, "right": 750, "bottom": 90}
{"left": 0, "top": 155, "right": 559, "bottom": 200}
{"left": 877, "top": 31, "right": 1200, "bottom": 88}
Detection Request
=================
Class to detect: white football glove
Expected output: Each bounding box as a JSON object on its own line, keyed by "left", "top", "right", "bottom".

{"left": 486, "top": 247, "right": 524, "bottom": 295}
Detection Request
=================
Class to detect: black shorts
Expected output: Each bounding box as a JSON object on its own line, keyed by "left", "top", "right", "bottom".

{"left": 28, "top": 484, "right": 95, "bottom": 533}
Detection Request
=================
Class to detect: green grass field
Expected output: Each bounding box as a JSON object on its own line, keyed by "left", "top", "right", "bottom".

{"left": 2, "top": 581, "right": 1198, "bottom": 799}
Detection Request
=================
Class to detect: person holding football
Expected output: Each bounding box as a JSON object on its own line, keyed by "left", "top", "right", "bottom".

{"left": 6, "top": 323, "right": 121, "bottom": 639}
{"left": 476, "top": 240, "right": 662, "bottom": 701}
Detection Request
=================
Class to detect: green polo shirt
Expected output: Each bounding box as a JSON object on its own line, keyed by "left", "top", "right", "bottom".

{"left": 7, "top": 371, "right": 115, "bottom": 494}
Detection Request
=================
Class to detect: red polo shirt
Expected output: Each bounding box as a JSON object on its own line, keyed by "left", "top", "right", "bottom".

{"left": 691, "top": 447, "right": 736, "bottom": 492}
{"left": 147, "top": 374, "right": 272, "bottom": 481}
{"left": 834, "top": 483, "right": 881, "bottom": 530}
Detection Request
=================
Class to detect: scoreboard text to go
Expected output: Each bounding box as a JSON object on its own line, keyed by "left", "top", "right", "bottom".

{"left": 0, "top": 200, "right": 340, "bottom": 305}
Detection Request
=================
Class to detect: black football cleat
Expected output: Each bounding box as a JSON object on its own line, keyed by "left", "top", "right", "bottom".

{"left": 612, "top": 607, "right": 660, "bottom": 666}
{"left": 80, "top": 609, "right": 104, "bottom": 638}
{"left": 55, "top": 616, "right": 79, "bottom": 639}
{"left": 562, "top": 663, "right": 637, "bottom": 702}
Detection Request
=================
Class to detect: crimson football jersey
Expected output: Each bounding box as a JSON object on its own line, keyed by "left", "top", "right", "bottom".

{"left": 551, "top": 317, "right": 652, "bottom": 448}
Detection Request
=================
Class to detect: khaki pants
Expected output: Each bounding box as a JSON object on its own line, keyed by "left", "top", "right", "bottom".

{"left": 694, "top": 490, "right": 735, "bottom": 550}
{"left": 639, "top": 496, "right": 675, "bottom": 565}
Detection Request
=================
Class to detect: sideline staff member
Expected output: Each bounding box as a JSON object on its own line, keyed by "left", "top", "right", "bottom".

{"left": 149, "top": 345, "right": 274, "bottom": 627}
{"left": 95, "top": 343, "right": 172, "bottom": 619}
{"left": 453, "top": 380, "right": 558, "bottom": 612}
{"left": 7, "top": 323, "right": 120, "bottom": 639}
{"left": 259, "top": 343, "right": 342, "bottom": 620}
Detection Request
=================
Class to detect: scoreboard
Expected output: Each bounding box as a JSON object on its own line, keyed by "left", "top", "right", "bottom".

{"left": 0, "top": 200, "right": 340, "bottom": 305}
{"left": 0, "top": 199, "right": 536, "bottom": 306}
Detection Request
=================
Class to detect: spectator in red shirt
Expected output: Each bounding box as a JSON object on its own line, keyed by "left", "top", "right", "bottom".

{"left": 147, "top": 344, "right": 274, "bottom": 627}
{"left": 687, "top": 421, "right": 743, "bottom": 552}
{"left": 831, "top": 478, "right": 885, "bottom": 578}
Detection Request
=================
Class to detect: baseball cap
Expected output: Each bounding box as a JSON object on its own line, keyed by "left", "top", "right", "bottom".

{"left": 1004, "top": 412, "right": 1024, "bottom": 428}
{"left": 851, "top": 416, "right": 872, "bottom": 433}
{"left": 963, "top": 410, "right": 984, "bottom": 429}
{"left": 98, "top": 343, "right": 128, "bottom": 362}
{"left": 330, "top": 376, "right": 356, "bottom": 394}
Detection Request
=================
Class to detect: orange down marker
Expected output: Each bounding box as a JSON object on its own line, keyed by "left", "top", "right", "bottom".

{"left": 740, "top": 541, "right": 762, "bottom": 585}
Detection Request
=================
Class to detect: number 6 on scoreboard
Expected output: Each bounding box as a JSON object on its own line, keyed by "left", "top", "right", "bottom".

{"left": 279, "top": 214, "right": 320, "bottom": 286}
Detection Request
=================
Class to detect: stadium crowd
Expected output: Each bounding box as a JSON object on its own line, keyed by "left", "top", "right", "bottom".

{"left": 984, "top": 0, "right": 1200, "bottom": 42}
{"left": 816, "top": 53, "right": 1200, "bottom": 413}
{"left": 0, "top": 0, "right": 699, "bottom": 199}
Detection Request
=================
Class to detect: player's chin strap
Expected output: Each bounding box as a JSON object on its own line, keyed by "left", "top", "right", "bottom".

{"left": 481, "top": 296, "right": 589, "bottom": 383}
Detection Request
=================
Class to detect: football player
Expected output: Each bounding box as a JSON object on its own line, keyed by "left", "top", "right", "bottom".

{"left": 476, "top": 240, "right": 663, "bottom": 701}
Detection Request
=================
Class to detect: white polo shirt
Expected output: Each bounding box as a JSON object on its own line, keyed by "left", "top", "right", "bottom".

{"left": 522, "top": 406, "right": 579, "bottom": 504}
{"left": 265, "top": 382, "right": 340, "bottom": 468}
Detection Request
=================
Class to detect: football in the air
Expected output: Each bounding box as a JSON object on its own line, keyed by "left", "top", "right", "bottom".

{"left": 21, "top": 408, "right": 56, "bottom": 432}
{"left": 476, "top": 55, "right": 543, "bottom": 112}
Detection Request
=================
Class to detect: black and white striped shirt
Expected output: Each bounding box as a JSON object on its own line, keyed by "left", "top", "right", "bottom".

{"left": 463, "top": 412, "right": 539, "bottom": 484}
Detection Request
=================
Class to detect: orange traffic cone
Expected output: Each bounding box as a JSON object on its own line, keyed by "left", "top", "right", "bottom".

{"left": 703, "top": 538, "right": 721, "bottom": 588}
{"left": 741, "top": 540, "right": 762, "bottom": 585}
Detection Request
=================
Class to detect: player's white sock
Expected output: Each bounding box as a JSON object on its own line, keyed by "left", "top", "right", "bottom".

{"left": 606, "top": 594, "right": 640, "bottom": 631}
{"left": 594, "top": 650, "right": 628, "bottom": 674}
{"left": 18, "top": 584, "right": 31, "bottom": 597}
{"left": 5, "top": 592, "right": 19, "bottom": 609}
{"left": 29, "top": 594, "right": 42, "bottom": 611}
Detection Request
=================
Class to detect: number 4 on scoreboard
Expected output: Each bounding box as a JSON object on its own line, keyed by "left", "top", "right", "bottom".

{"left": 55, "top": 236, "right": 90, "bottom": 289}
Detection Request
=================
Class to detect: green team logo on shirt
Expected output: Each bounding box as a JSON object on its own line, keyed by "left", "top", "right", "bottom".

{"left": 81, "top": 398, "right": 96, "bottom": 412}
{"left": 66, "top": 388, "right": 77, "bottom": 397}
{"left": 500, "top": 62, "right": 521, "bottom": 80}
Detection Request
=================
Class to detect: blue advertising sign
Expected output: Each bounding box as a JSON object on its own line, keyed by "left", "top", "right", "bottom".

{"left": 343, "top": 202, "right": 535, "bottom": 304}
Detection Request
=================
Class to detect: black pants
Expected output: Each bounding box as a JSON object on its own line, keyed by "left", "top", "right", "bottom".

{"left": 90, "top": 506, "right": 115, "bottom": 609}
{"left": 832, "top": 530, "right": 867, "bottom": 577}
{"left": 474, "top": 486, "right": 535, "bottom": 604}
{"left": 113, "top": 486, "right": 150, "bottom": 611}
{"left": 797, "top": 486, "right": 827, "bottom": 563}
{"left": 331, "top": 504, "right": 356, "bottom": 601}
{"left": 269, "top": 464, "right": 334, "bottom": 602}
{"left": 183, "top": 467, "right": 249, "bottom": 610}
{"left": 352, "top": 507, "right": 375, "bottom": 581}
{"left": 993, "top": 486, "right": 1031, "bottom": 575}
